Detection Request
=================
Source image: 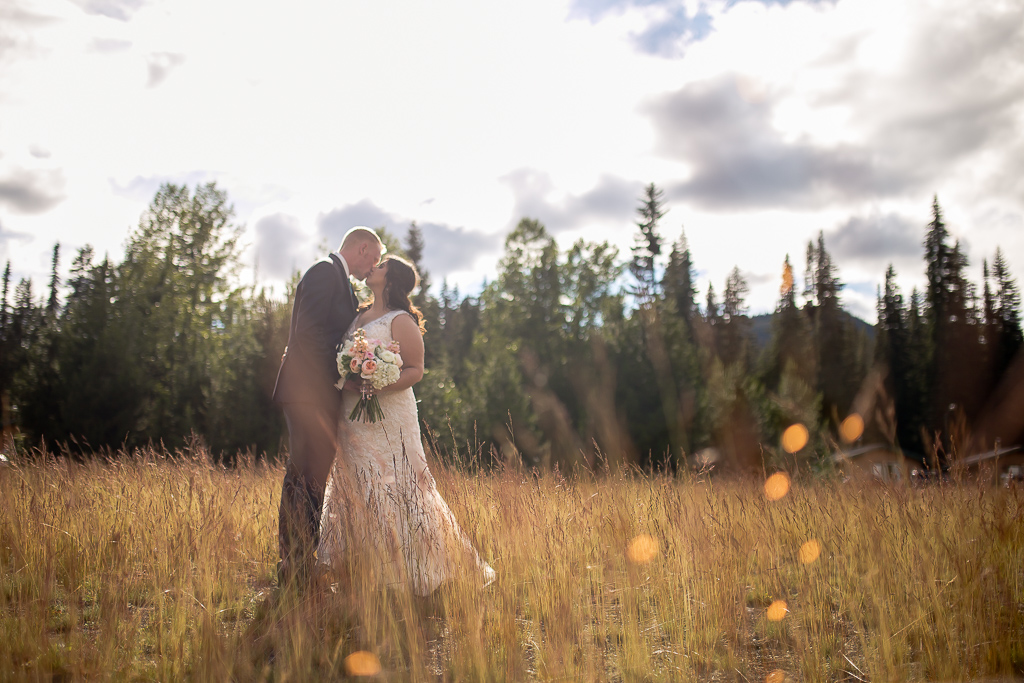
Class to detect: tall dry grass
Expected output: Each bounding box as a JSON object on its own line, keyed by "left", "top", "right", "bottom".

{"left": 1, "top": 442, "right": 1022, "bottom": 681}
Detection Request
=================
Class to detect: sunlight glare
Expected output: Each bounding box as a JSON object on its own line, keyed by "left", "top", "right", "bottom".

{"left": 798, "top": 539, "right": 821, "bottom": 565}
{"left": 766, "top": 599, "right": 788, "bottom": 622}
{"left": 781, "top": 424, "right": 809, "bottom": 453}
{"left": 764, "top": 472, "right": 791, "bottom": 501}
{"left": 626, "top": 534, "right": 659, "bottom": 564}
{"left": 839, "top": 413, "right": 864, "bottom": 443}
{"left": 344, "top": 651, "right": 382, "bottom": 676}
{"left": 696, "top": 447, "right": 720, "bottom": 467}
{"left": 766, "top": 670, "right": 789, "bottom": 683}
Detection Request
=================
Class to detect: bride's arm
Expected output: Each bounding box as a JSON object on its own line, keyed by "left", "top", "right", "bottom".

{"left": 378, "top": 313, "right": 424, "bottom": 393}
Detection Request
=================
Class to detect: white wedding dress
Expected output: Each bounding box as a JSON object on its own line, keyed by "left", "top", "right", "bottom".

{"left": 317, "top": 310, "right": 495, "bottom": 595}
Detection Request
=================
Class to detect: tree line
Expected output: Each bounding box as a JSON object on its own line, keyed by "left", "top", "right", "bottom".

{"left": 1, "top": 182, "right": 1020, "bottom": 470}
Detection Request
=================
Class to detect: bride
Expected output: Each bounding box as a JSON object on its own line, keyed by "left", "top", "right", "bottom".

{"left": 317, "top": 255, "right": 495, "bottom": 595}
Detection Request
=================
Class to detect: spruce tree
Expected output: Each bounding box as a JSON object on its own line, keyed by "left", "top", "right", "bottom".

{"left": 662, "top": 227, "right": 698, "bottom": 327}
{"left": 804, "top": 231, "right": 857, "bottom": 423}
{"left": 0, "top": 262, "right": 9, "bottom": 335}
{"left": 404, "top": 221, "right": 431, "bottom": 305}
{"left": 0, "top": 262, "right": 11, "bottom": 429}
{"left": 921, "top": 199, "right": 983, "bottom": 444}
{"left": 630, "top": 183, "right": 665, "bottom": 300}
{"left": 403, "top": 220, "right": 439, "bottom": 366}
{"left": 924, "top": 196, "right": 950, "bottom": 338}
{"left": 718, "top": 267, "right": 750, "bottom": 368}
{"left": 763, "top": 255, "right": 814, "bottom": 391}
{"left": 992, "top": 247, "right": 1022, "bottom": 375}
{"left": 46, "top": 243, "right": 61, "bottom": 318}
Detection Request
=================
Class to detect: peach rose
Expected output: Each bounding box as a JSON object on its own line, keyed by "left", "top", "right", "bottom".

{"left": 349, "top": 358, "right": 361, "bottom": 374}
{"left": 361, "top": 359, "right": 377, "bottom": 376}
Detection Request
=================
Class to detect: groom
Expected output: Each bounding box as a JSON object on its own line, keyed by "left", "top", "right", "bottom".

{"left": 272, "top": 226, "right": 384, "bottom": 587}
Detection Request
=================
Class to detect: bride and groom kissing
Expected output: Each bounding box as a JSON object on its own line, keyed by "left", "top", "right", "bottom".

{"left": 272, "top": 226, "right": 495, "bottom": 595}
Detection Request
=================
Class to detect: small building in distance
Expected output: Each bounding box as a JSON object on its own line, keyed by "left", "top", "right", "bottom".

{"left": 955, "top": 445, "right": 1024, "bottom": 486}
{"left": 832, "top": 443, "right": 913, "bottom": 484}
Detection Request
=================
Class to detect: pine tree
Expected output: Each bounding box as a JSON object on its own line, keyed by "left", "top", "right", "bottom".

{"left": 803, "top": 231, "right": 858, "bottom": 422}
{"left": 46, "top": 243, "right": 61, "bottom": 318}
{"left": 876, "top": 265, "right": 922, "bottom": 448}
{"left": 921, "top": 199, "right": 983, "bottom": 443}
{"left": 630, "top": 183, "right": 665, "bottom": 300}
{"left": 901, "top": 288, "right": 929, "bottom": 453}
{"left": 924, "top": 196, "right": 950, "bottom": 338}
{"left": 718, "top": 267, "right": 750, "bottom": 368}
{"left": 992, "top": 247, "right": 1022, "bottom": 376}
{"left": 403, "top": 220, "right": 440, "bottom": 366}
{"left": 0, "top": 262, "right": 12, "bottom": 430}
{"left": 662, "top": 227, "right": 698, "bottom": 328}
{"left": 18, "top": 244, "right": 64, "bottom": 441}
{"left": 0, "top": 262, "right": 9, "bottom": 335}
{"left": 763, "top": 255, "right": 815, "bottom": 391}
{"left": 404, "top": 221, "right": 431, "bottom": 305}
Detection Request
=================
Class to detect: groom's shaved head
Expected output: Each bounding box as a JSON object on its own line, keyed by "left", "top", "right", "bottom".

{"left": 339, "top": 226, "right": 385, "bottom": 253}
{"left": 339, "top": 226, "right": 386, "bottom": 281}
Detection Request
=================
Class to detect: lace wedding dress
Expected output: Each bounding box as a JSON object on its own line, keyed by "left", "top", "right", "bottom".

{"left": 317, "top": 310, "right": 495, "bottom": 595}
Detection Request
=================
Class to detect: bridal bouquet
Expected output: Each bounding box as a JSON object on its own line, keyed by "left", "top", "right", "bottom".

{"left": 336, "top": 328, "right": 403, "bottom": 423}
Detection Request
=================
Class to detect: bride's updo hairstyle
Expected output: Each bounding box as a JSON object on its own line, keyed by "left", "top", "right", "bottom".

{"left": 361, "top": 255, "right": 426, "bottom": 334}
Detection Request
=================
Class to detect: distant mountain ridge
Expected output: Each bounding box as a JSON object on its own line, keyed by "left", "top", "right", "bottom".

{"left": 749, "top": 310, "right": 875, "bottom": 352}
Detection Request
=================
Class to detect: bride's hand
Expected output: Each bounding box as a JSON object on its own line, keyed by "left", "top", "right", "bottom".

{"left": 343, "top": 378, "right": 363, "bottom": 393}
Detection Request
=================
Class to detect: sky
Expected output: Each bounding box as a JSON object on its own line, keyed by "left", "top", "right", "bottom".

{"left": 1, "top": 0, "right": 1022, "bottom": 321}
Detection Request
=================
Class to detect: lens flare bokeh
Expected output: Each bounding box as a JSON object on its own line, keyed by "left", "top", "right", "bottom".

{"left": 798, "top": 539, "right": 821, "bottom": 565}
{"left": 781, "top": 424, "right": 809, "bottom": 453}
{"left": 626, "top": 534, "right": 660, "bottom": 564}
{"left": 766, "top": 599, "right": 788, "bottom": 622}
{"left": 839, "top": 413, "right": 864, "bottom": 443}
{"left": 344, "top": 651, "right": 382, "bottom": 676}
{"left": 764, "top": 472, "right": 791, "bottom": 501}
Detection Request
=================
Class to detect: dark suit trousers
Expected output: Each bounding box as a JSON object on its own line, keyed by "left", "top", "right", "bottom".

{"left": 278, "top": 401, "right": 339, "bottom": 575}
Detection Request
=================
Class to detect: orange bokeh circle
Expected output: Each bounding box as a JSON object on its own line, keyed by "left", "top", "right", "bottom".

{"left": 781, "top": 424, "right": 809, "bottom": 453}
{"left": 344, "top": 651, "right": 382, "bottom": 676}
{"left": 626, "top": 534, "right": 659, "bottom": 564}
{"left": 764, "top": 472, "right": 791, "bottom": 501}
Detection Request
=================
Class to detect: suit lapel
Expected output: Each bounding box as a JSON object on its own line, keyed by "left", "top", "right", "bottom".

{"left": 328, "top": 253, "right": 359, "bottom": 311}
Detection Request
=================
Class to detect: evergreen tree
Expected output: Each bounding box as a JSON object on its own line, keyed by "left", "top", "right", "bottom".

{"left": 762, "top": 255, "right": 815, "bottom": 391}
{"left": 759, "top": 256, "right": 821, "bottom": 466}
{"left": 875, "top": 264, "right": 924, "bottom": 449}
{"left": 465, "top": 219, "right": 560, "bottom": 465}
{"left": 630, "top": 183, "right": 665, "bottom": 300}
{"left": 17, "top": 244, "right": 63, "bottom": 442}
{"left": 403, "top": 220, "right": 440, "bottom": 366}
{"left": 662, "top": 227, "right": 698, "bottom": 327}
{"left": 45, "top": 249, "right": 139, "bottom": 447}
{"left": 991, "top": 247, "right": 1022, "bottom": 376}
{"left": 924, "top": 196, "right": 950, "bottom": 337}
{"left": 46, "top": 244, "right": 61, "bottom": 318}
{"left": 718, "top": 267, "right": 751, "bottom": 368}
{"left": 804, "top": 231, "right": 859, "bottom": 424}
{"left": 118, "top": 181, "right": 243, "bottom": 446}
{"left": 0, "top": 262, "right": 11, "bottom": 399}
{"left": 404, "top": 221, "right": 431, "bottom": 306}
{"left": 700, "top": 282, "right": 720, "bottom": 354}
{"left": 921, "top": 199, "right": 984, "bottom": 444}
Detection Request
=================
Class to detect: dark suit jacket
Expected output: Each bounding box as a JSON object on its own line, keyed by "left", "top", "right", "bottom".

{"left": 273, "top": 253, "right": 359, "bottom": 410}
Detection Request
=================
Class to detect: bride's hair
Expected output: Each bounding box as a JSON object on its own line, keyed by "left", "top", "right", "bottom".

{"left": 359, "top": 255, "right": 426, "bottom": 333}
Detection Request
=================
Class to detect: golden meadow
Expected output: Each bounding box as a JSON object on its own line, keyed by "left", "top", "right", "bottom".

{"left": 1, "top": 443, "right": 1022, "bottom": 681}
